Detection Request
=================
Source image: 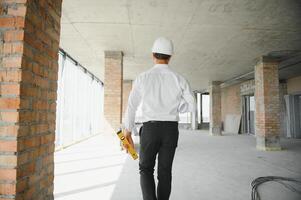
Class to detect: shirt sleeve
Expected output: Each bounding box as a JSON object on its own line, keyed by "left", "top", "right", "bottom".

{"left": 178, "top": 77, "right": 196, "bottom": 113}
{"left": 124, "top": 77, "right": 142, "bottom": 132}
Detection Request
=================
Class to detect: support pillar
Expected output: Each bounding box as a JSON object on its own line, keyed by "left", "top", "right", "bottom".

{"left": 209, "top": 81, "right": 222, "bottom": 135}
{"left": 0, "top": 0, "right": 62, "bottom": 199}
{"left": 255, "top": 56, "right": 281, "bottom": 151}
{"left": 104, "top": 51, "right": 123, "bottom": 132}
{"left": 191, "top": 92, "right": 198, "bottom": 130}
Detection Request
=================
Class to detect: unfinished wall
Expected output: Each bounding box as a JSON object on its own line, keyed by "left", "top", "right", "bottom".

{"left": 0, "top": 0, "right": 62, "bottom": 199}
{"left": 220, "top": 78, "right": 289, "bottom": 138}
{"left": 221, "top": 83, "right": 241, "bottom": 123}
{"left": 104, "top": 51, "right": 123, "bottom": 132}
{"left": 221, "top": 80, "right": 255, "bottom": 132}
{"left": 287, "top": 75, "right": 301, "bottom": 94}
{"left": 240, "top": 80, "right": 255, "bottom": 95}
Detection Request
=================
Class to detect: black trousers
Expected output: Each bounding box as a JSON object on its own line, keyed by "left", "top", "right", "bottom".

{"left": 139, "top": 121, "right": 179, "bottom": 200}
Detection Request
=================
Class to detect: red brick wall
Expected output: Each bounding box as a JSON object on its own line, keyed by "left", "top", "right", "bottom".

{"left": 0, "top": 0, "right": 62, "bottom": 199}
{"left": 104, "top": 51, "right": 123, "bottom": 132}
{"left": 221, "top": 83, "right": 241, "bottom": 123}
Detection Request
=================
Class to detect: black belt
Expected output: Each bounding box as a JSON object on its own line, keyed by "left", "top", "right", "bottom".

{"left": 143, "top": 120, "right": 178, "bottom": 124}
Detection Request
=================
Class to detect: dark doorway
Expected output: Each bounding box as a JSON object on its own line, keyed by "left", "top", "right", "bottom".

{"left": 242, "top": 95, "right": 255, "bottom": 135}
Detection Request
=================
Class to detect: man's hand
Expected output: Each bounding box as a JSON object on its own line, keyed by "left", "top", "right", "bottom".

{"left": 123, "top": 129, "right": 134, "bottom": 153}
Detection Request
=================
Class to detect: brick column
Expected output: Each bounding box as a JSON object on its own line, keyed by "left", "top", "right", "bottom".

{"left": 104, "top": 51, "right": 123, "bottom": 132}
{"left": 255, "top": 56, "right": 281, "bottom": 151}
{"left": 0, "top": 1, "right": 62, "bottom": 199}
{"left": 209, "top": 81, "right": 222, "bottom": 136}
{"left": 122, "top": 80, "right": 132, "bottom": 122}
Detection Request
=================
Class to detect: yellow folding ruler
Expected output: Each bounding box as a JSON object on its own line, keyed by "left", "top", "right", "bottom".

{"left": 116, "top": 130, "right": 138, "bottom": 160}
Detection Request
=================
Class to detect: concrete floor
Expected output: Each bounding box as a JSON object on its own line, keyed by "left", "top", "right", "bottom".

{"left": 54, "top": 130, "right": 301, "bottom": 200}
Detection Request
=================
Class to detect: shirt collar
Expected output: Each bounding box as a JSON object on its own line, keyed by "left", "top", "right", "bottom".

{"left": 153, "top": 64, "right": 169, "bottom": 68}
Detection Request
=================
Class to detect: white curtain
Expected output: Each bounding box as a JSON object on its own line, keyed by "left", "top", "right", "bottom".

{"left": 55, "top": 52, "right": 104, "bottom": 148}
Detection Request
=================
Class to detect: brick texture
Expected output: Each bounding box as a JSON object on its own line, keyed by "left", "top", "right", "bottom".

{"left": 209, "top": 81, "right": 222, "bottom": 135}
{"left": 0, "top": 0, "right": 62, "bottom": 199}
{"left": 221, "top": 80, "right": 255, "bottom": 133}
{"left": 122, "top": 80, "right": 132, "bottom": 123}
{"left": 240, "top": 79, "right": 255, "bottom": 96}
{"left": 255, "top": 56, "right": 281, "bottom": 151}
{"left": 104, "top": 51, "right": 123, "bottom": 132}
{"left": 221, "top": 83, "right": 241, "bottom": 124}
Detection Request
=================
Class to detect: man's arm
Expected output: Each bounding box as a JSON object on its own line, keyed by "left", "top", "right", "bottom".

{"left": 124, "top": 78, "right": 142, "bottom": 133}
{"left": 178, "top": 77, "right": 196, "bottom": 113}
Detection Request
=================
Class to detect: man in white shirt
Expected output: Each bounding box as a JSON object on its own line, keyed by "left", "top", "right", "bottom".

{"left": 123, "top": 37, "right": 196, "bottom": 200}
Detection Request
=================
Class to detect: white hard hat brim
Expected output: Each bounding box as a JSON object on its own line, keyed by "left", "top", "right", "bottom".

{"left": 152, "top": 37, "right": 174, "bottom": 55}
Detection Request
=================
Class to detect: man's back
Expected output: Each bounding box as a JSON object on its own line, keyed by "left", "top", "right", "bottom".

{"left": 124, "top": 63, "right": 195, "bottom": 131}
{"left": 137, "top": 64, "right": 184, "bottom": 122}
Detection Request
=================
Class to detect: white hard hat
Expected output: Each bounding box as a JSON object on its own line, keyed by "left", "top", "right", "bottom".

{"left": 152, "top": 37, "right": 174, "bottom": 55}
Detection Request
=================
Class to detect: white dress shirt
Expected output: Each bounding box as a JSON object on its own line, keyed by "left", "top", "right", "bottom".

{"left": 124, "top": 64, "right": 196, "bottom": 132}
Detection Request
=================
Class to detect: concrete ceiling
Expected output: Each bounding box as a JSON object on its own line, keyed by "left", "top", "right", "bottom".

{"left": 60, "top": 0, "right": 301, "bottom": 90}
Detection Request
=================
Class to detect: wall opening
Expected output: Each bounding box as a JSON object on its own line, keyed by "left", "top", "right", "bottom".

{"left": 55, "top": 50, "right": 104, "bottom": 149}
{"left": 284, "top": 94, "right": 301, "bottom": 138}
{"left": 201, "top": 93, "right": 210, "bottom": 123}
{"left": 242, "top": 95, "right": 255, "bottom": 135}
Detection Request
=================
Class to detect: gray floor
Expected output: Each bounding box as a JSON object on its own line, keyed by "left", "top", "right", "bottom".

{"left": 54, "top": 130, "right": 301, "bottom": 200}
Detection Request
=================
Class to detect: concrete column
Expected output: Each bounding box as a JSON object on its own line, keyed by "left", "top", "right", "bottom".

{"left": 255, "top": 56, "right": 281, "bottom": 151}
{"left": 104, "top": 51, "right": 123, "bottom": 132}
{"left": 0, "top": 0, "right": 62, "bottom": 199}
{"left": 122, "top": 80, "right": 133, "bottom": 122}
{"left": 191, "top": 92, "right": 198, "bottom": 130}
{"left": 209, "top": 81, "right": 222, "bottom": 136}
